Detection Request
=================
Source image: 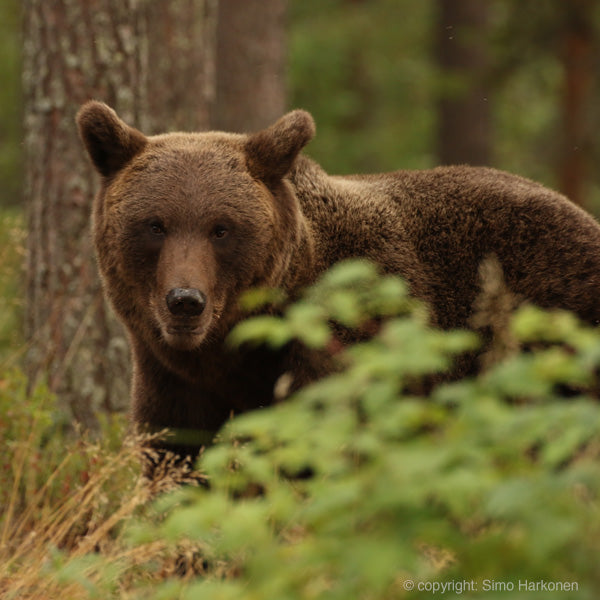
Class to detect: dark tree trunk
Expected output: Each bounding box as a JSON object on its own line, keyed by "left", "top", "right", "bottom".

{"left": 435, "top": 0, "right": 492, "bottom": 166}
{"left": 22, "top": 0, "right": 216, "bottom": 429}
{"left": 213, "top": 0, "right": 287, "bottom": 132}
{"left": 558, "top": 0, "right": 595, "bottom": 207}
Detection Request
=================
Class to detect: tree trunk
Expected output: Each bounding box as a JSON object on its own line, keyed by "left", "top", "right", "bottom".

{"left": 143, "top": 0, "right": 217, "bottom": 134}
{"left": 435, "top": 0, "right": 492, "bottom": 166}
{"left": 22, "top": 0, "right": 217, "bottom": 429}
{"left": 558, "top": 0, "right": 595, "bottom": 207}
{"left": 213, "top": 0, "right": 287, "bottom": 132}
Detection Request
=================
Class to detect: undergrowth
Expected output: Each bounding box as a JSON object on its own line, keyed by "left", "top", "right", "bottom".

{"left": 2, "top": 259, "right": 600, "bottom": 598}
{"left": 0, "top": 209, "right": 25, "bottom": 365}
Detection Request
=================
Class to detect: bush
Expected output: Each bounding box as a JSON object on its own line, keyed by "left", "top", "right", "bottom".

{"left": 125, "top": 260, "right": 600, "bottom": 600}
{"left": 6, "top": 261, "right": 597, "bottom": 598}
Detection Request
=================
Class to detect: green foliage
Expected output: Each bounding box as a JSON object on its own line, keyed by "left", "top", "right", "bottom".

{"left": 0, "top": 370, "right": 62, "bottom": 520}
{"left": 120, "top": 260, "right": 600, "bottom": 599}
{"left": 0, "top": 0, "right": 22, "bottom": 207}
{"left": 3, "top": 261, "right": 599, "bottom": 597}
{"left": 289, "top": 0, "right": 436, "bottom": 174}
{"left": 0, "top": 209, "right": 25, "bottom": 364}
{"left": 231, "top": 259, "right": 421, "bottom": 350}
{"left": 289, "top": 0, "right": 600, "bottom": 210}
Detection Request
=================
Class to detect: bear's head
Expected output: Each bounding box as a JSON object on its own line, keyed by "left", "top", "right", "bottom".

{"left": 76, "top": 102, "right": 315, "bottom": 352}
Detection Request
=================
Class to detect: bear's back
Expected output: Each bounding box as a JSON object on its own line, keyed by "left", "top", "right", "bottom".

{"left": 290, "top": 158, "right": 600, "bottom": 328}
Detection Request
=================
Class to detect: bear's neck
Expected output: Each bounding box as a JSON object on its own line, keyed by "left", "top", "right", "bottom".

{"left": 288, "top": 156, "right": 390, "bottom": 274}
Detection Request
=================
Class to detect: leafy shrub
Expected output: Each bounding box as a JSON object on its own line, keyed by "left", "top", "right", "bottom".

{"left": 7, "top": 261, "right": 597, "bottom": 598}
{"left": 125, "top": 260, "right": 600, "bottom": 600}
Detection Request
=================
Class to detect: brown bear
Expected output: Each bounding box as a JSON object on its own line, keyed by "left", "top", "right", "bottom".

{"left": 77, "top": 101, "right": 600, "bottom": 457}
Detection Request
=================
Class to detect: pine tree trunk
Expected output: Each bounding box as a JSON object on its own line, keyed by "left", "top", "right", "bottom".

{"left": 558, "top": 0, "right": 595, "bottom": 207}
{"left": 144, "top": 0, "right": 217, "bottom": 133}
{"left": 213, "top": 0, "right": 287, "bottom": 132}
{"left": 435, "top": 0, "right": 492, "bottom": 166}
{"left": 22, "top": 0, "right": 217, "bottom": 429}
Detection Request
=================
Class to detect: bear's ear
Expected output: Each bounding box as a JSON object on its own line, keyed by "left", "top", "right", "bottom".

{"left": 245, "top": 110, "right": 315, "bottom": 182}
{"left": 76, "top": 101, "right": 147, "bottom": 177}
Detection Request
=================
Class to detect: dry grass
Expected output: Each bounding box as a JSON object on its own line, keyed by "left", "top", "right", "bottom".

{"left": 0, "top": 428, "right": 208, "bottom": 600}
{"left": 469, "top": 253, "right": 520, "bottom": 369}
{"left": 0, "top": 213, "right": 212, "bottom": 598}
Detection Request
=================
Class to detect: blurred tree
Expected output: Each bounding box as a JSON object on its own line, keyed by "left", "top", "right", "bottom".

{"left": 492, "top": 0, "right": 599, "bottom": 208}
{"left": 435, "top": 0, "right": 492, "bottom": 166}
{"left": 289, "top": 0, "right": 434, "bottom": 174}
{"left": 0, "top": 0, "right": 21, "bottom": 207}
{"left": 22, "top": 0, "right": 217, "bottom": 429}
{"left": 22, "top": 0, "right": 288, "bottom": 428}
{"left": 213, "top": 0, "right": 287, "bottom": 132}
{"left": 558, "top": 0, "right": 596, "bottom": 206}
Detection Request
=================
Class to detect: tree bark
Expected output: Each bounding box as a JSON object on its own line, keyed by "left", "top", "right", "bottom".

{"left": 558, "top": 0, "right": 595, "bottom": 207}
{"left": 213, "top": 0, "right": 287, "bottom": 132}
{"left": 144, "top": 0, "right": 217, "bottom": 134}
{"left": 23, "top": 0, "right": 216, "bottom": 429}
{"left": 435, "top": 0, "right": 492, "bottom": 166}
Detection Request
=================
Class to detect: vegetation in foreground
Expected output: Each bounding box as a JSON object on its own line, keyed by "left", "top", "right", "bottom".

{"left": 1, "top": 259, "right": 600, "bottom": 599}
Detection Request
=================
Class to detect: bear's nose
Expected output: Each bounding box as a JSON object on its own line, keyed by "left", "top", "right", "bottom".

{"left": 166, "top": 288, "right": 207, "bottom": 317}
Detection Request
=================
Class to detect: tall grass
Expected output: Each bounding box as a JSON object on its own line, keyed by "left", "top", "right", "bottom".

{"left": 0, "top": 370, "right": 142, "bottom": 598}
{"left": 0, "top": 373, "right": 210, "bottom": 598}
{"left": 0, "top": 209, "right": 207, "bottom": 598}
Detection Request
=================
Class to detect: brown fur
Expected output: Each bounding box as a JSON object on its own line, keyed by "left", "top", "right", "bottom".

{"left": 77, "top": 101, "right": 600, "bottom": 455}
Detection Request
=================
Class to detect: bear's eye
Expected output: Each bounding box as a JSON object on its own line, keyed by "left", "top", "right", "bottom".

{"left": 212, "top": 225, "right": 229, "bottom": 239}
{"left": 149, "top": 221, "right": 166, "bottom": 236}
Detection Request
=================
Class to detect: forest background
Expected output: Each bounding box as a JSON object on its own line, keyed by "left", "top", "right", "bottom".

{"left": 3, "top": 1, "right": 600, "bottom": 210}
{"left": 1, "top": 1, "right": 600, "bottom": 598}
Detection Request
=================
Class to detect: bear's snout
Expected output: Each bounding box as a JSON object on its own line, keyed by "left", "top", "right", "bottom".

{"left": 166, "top": 288, "right": 207, "bottom": 317}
